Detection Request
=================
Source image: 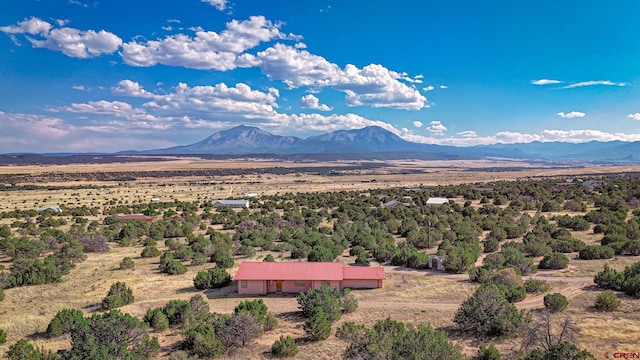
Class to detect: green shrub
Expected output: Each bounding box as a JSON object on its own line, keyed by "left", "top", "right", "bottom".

{"left": 476, "top": 344, "right": 501, "bottom": 360}
{"left": 187, "top": 326, "right": 225, "bottom": 358}
{"left": 483, "top": 237, "right": 500, "bottom": 253}
{"left": 522, "top": 341, "right": 594, "bottom": 360}
{"left": 216, "top": 255, "right": 234, "bottom": 268}
{"left": 498, "top": 284, "right": 526, "bottom": 303}
{"left": 265, "top": 312, "right": 278, "bottom": 332}
{"left": 454, "top": 282, "right": 531, "bottom": 336}
{"left": 0, "top": 287, "right": 4, "bottom": 302}
{"left": 443, "top": 242, "right": 481, "bottom": 273}
{"left": 337, "top": 319, "right": 466, "bottom": 360}
{"left": 119, "top": 257, "right": 135, "bottom": 270}
{"left": 0, "top": 328, "right": 6, "bottom": 345}
{"left": 550, "top": 238, "right": 585, "bottom": 253}
{"left": 623, "top": 274, "right": 640, "bottom": 298}
{"left": 524, "top": 279, "right": 550, "bottom": 294}
{"left": 193, "top": 267, "right": 231, "bottom": 290}
{"left": 523, "top": 240, "right": 552, "bottom": 257}
{"left": 594, "top": 291, "right": 621, "bottom": 312}
{"left": 271, "top": 335, "right": 298, "bottom": 358}
{"left": 7, "top": 339, "right": 39, "bottom": 360}
{"left": 469, "top": 266, "right": 496, "bottom": 283}
{"left": 579, "top": 246, "right": 615, "bottom": 260}
{"left": 162, "top": 299, "right": 191, "bottom": 326}
{"left": 340, "top": 289, "right": 359, "bottom": 314}
{"left": 263, "top": 254, "right": 275, "bottom": 262}
{"left": 190, "top": 253, "right": 208, "bottom": 266}
{"left": 297, "top": 284, "right": 343, "bottom": 322}
{"left": 165, "top": 238, "right": 181, "bottom": 250}
{"left": 594, "top": 265, "right": 624, "bottom": 291}
{"left": 490, "top": 268, "right": 523, "bottom": 288}
{"left": 543, "top": 293, "right": 568, "bottom": 312}
{"left": 144, "top": 307, "right": 169, "bottom": 331}
{"left": 308, "top": 245, "right": 335, "bottom": 262}
{"left": 355, "top": 253, "right": 370, "bottom": 265}
{"left": 67, "top": 310, "right": 160, "bottom": 359}
{"left": 141, "top": 245, "right": 161, "bottom": 258}
{"left": 234, "top": 299, "right": 275, "bottom": 332}
{"left": 237, "top": 245, "right": 256, "bottom": 258}
{"left": 163, "top": 259, "right": 187, "bottom": 275}
{"left": 102, "top": 281, "right": 134, "bottom": 310}
{"left": 349, "top": 245, "right": 366, "bottom": 257}
{"left": 46, "top": 308, "right": 85, "bottom": 338}
{"left": 304, "top": 308, "right": 331, "bottom": 341}
{"left": 539, "top": 252, "right": 569, "bottom": 270}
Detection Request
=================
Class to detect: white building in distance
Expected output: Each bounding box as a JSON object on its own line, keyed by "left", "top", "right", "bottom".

{"left": 426, "top": 197, "right": 449, "bottom": 206}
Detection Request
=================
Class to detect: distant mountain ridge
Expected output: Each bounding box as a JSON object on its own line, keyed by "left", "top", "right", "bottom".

{"left": 154, "top": 125, "right": 303, "bottom": 154}
{"left": 128, "top": 125, "right": 640, "bottom": 164}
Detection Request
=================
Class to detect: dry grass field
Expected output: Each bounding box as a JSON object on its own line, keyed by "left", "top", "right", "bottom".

{"left": 1, "top": 159, "right": 640, "bottom": 358}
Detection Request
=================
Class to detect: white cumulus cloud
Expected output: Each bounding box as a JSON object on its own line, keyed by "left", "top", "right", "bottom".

{"left": 556, "top": 111, "right": 586, "bottom": 118}
{"left": 201, "top": 0, "right": 227, "bottom": 11}
{"left": 457, "top": 130, "right": 477, "bottom": 138}
{"left": 427, "top": 120, "right": 447, "bottom": 135}
{"left": 628, "top": 113, "right": 640, "bottom": 121}
{"left": 0, "top": 17, "right": 122, "bottom": 58}
{"left": 114, "top": 80, "right": 280, "bottom": 121}
{"left": 300, "top": 94, "right": 332, "bottom": 111}
{"left": 412, "top": 121, "right": 423, "bottom": 128}
{"left": 255, "top": 44, "right": 427, "bottom": 110}
{"left": 0, "top": 17, "right": 51, "bottom": 34}
{"left": 423, "top": 85, "right": 434, "bottom": 92}
{"left": 121, "top": 16, "right": 298, "bottom": 70}
{"left": 51, "top": 100, "right": 158, "bottom": 122}
{"left": 112, "top": 80, "right": 154, "bottom": 98}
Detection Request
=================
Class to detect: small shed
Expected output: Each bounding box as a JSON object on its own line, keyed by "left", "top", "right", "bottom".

{"left": 382, "top": 200, "right": 402, "bottom": 208}
{"left": 428, "top": 255, "right": 445, "bottom": 271}
{"left": 213, "top": 200, "right": 250, "bottom": 208}
{"left": 426, "top": 197, "right": 449, "bottom": 206}
{"left": 37, "top": 205, "right": 62, "bottom": 213}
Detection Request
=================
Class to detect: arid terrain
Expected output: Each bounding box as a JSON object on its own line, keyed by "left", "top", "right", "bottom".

{"left": 1, "top": 158, "right": 640, "bottom": 359}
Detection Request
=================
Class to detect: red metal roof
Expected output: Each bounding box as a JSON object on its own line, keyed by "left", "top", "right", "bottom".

{"left": 235, "top": 262, "right": 343, "bottom": 281}
{"left": 343, "top": 266, "right": 386, "bottom": 280}
{"left": 234, "top": 262, "right": 385, "bottom": 281}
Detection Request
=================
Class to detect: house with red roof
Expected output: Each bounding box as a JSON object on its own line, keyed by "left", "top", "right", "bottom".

{"left": 234, "top": 262, "right": 385, "bottom": 295}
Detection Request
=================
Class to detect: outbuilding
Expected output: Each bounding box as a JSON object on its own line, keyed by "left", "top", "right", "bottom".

{"left": 426, "top": 197, "right": 449, "bottom": 206}
{"left": 37, "top": 205, "right": 62, "bottom": 213}
{"left": 213, "top": 199, "right": 250, "bottom": 208}
{"left": 428, "top": 254, "right": 445, "bottom": 271}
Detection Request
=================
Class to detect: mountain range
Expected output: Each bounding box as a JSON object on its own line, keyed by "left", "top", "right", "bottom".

{"left": 122, "top": 125, "right": 640, "bottom": 164}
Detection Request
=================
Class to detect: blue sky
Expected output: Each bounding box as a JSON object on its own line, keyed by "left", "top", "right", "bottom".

{"left": 2, "top": 0, "right": 640, "bottom": 153}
